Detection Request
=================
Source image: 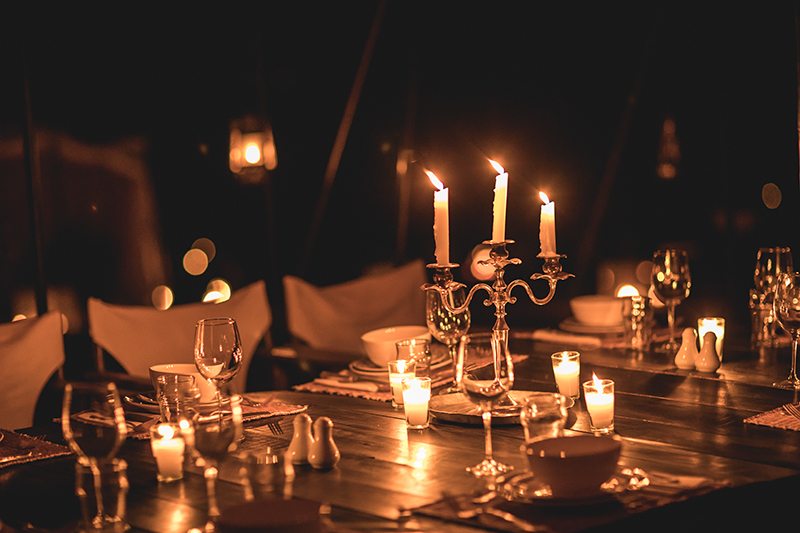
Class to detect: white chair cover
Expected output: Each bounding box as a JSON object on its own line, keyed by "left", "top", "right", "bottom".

{"left": 87, "top": 280, "right": 271, "bottom": 394}
{"left": 282, "top": 260, "right": 427, "bottom": 355}
{"left": 0, "top": 312, "right": 65, "bottom": 430}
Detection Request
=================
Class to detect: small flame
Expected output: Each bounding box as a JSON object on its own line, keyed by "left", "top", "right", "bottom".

{"left": 426, "top": 170, "right": 444, "bottom": 191}
{"left": 489, "top": 160, "right": 505, "bottom": 174}
{"left": 592, "top": 372, "right": 603, "bottom": 389}
{"left": 539, "top": 191, "right": 550, "bottom": 204}
{"left": 157, "top": 424, "right": 175, "bottom": 439}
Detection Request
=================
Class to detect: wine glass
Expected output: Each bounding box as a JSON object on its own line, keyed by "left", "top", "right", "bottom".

{"left": 773, "top": 272, "right": 800, "bottom": 389}
{"left": 62, "top": 381, "right": 129, "bottom": 531}
{"left": 194, "top": 317, "right": 243, "bottom": 399}
{"left": 650, "top": 249, "right": 691, "bottom": 353}
{"left": 191, "top": 394, "right": 243, "bottom": 532}
{"left": 754, "top": 248, "right": 793, "bottom": 346}
{"left": 426, "top": 287, "right": 471, "bottom": 392}
{"left": 456, "top": 331, "right": 515, "bottom": 477}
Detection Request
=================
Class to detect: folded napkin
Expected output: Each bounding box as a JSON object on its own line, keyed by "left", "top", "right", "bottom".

{"left": 744, "top": 404, "right": 800, "bottom": 431}
{"left": 525, "top": 329, "right": 603, "bottom": 349}
{"left": 0, "top": 429, "right": 71, "bottom": 468}
{"left": 294, "top": 367, "right": 454, "bottom": 402}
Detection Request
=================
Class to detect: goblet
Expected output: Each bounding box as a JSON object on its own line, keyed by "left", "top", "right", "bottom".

{"left": 773, "top": 272, "right": 800, "bottom": 389}
{"left": 426, "top": 286, "right": 471, "bottom": 392}
{"left": 191, "top": 395, "right": 243, "bottom": 532}
{"left": 651, "top": 249, "right": 691, "bottom": 353}
{"left": 194, "top": 317, "right": 243, "bottom": 399}
{"left": 456, "top": 331, "right": 515, "bottom": 477}
{"left": 62, "top": 381, "right": 129, "bottom": 532}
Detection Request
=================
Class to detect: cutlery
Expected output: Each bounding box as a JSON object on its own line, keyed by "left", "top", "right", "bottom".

{"left": 783, "top": 402, "right": 800, "bottom": 420}
{"left": 442, "top": 492, "right": 550, "bottom": 532}
{"left": 267, "top": 421, "right": 283, "bottom": 435}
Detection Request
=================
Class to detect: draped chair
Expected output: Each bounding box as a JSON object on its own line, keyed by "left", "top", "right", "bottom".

{"left": 0, "top": 312, "right": 66, "bottom": 430}
{"left": 87, "top": 280, "right": 271, "bottom": 394}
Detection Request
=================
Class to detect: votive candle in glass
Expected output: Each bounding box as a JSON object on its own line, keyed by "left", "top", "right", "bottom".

{"left": 388, "top": 359, "right": 417, "bottom": 408}
{"left": 582, "top": 374, "right": 615, "bottom": 435}
{"left": 402, "top": 377, "right": 431, "bottom": 429}
{"left": 150, "top": 422, "right": 185, "bottom": 482}
{"left": 551, "top": 351, "right": 581, "bottom": 399}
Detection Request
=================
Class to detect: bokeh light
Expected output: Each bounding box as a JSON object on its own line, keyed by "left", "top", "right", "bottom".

{"left": 152, "top": 285, "right": 174, "bottom": 310}
{"left": 468, "top": 245, "right": 494, "bottom": 281}
{"left": 183, "top": 248, "right": 208, "bottom": 276}
{"left": 762, "top": 182, "right": 782, "bottom": 209}
{"left": 192, "top": 238, "right": 216, "bottom": 262}
{"left": 204, "top": 279, "right": 231, "bottom": 303}
{"left": 616, "top": 284, "right": 640, "bottom": 297}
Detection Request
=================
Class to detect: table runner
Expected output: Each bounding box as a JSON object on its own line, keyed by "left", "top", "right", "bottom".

{"left": 0, "top": 429, "right": 71, "bottom": 468}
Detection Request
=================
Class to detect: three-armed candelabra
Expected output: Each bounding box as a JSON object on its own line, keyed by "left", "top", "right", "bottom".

{"left": 423, "top": 239, "right": 573, "bottom": 348}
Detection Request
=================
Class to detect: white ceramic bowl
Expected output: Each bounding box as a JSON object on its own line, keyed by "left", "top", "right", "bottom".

{"left": 149, "top": 363, "right": 216, "bottom": 403}
{"left": 360, "top": 325, "right": 431, "bottom": 368}
{"left": 521, "top": 435, "right": 621, "bottom": 497}
{"left": 569, "top": 295, "right": 624, "bottom": 326}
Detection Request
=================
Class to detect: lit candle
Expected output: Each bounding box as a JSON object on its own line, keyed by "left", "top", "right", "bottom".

{"left": 388, "top": 359, "right": 417, "bottom": 408}
{"left": 150, "top": 423, "right": 185, "bottom": 482}
{"left": 582, "top": 373, "right": 615, "bottom": 434}
{"left": 402, "top": 377, "right": 431, "bottom": 429}
{"left": 427, "top": 171, "right": 450, "bottom": 265}
{"left": 551, "top": 351, "right": 580, "bottom": 398}
{"left": 539, "top": 192, "right": 557, "bottom": 257}
{"left": 489, "top": 160, "right": 508, "bottom": 242}
{"left": 698, "top": 317, "right": 725, "bottom": 360}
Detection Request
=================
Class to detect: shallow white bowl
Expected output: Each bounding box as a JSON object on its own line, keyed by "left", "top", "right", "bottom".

{"left": 360, "top": 325, "right": 431, "bottom": 368}
{"left": 149, "top": 363, "right": 216, "bottom": 403}
{"left": 521, "top": 435, "right": 621, "bottom": 497}
{"left": 569, "top": 295, "right": 624, "bottom": 326}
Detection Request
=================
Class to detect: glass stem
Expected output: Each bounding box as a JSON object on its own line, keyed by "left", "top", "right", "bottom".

{"left": 204, "top": 463, "right": 220, "bottom": 531}
{"left": 90, "top": 461, "right": 106, "bottom": 528}
{"left": 481, "top": 403, "right": 493, "bottom": 461}
{"left": 449, "top": 344, "right": 459, "bottom": 384}
{"left": 790, "top": 337, "right": 799, "bottom": 381}
{"left": 667, "top": 303, "right": 676, "bottom": 344}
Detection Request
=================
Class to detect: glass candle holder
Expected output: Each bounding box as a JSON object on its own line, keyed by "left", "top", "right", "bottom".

{"left": 551, "top": 351, "right": 581, "bottom": 399}
{"left": 396, "top": 339, "right": 432, "bottom": 377}
{"left": 387, "top": 359, "right": 417, "bottom": 408}
{"left": 582, "top": 377, "right": 615, "bottom": 434}
{"left": 698, "top": 317, "right": 725, "bottom": 360}
{"left": 150, "top": 422, "right": 186, "bottom": 482}
{"left": 402, "top": 377, "right": 431, "bottom": 429}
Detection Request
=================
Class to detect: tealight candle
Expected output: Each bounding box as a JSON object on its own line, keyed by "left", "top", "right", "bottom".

{"left": 388, "top": 359, "right": 417, "bottom": 408}
{"left": 551, "top": 351, "right": 581, "bottom": 399}
{"left": 582, "top": 374, "right": 615, "bottom": 434}
{"left": 489, "top": 160, "right": 508, "bottom": 242}
{"left": 427, "top": 171, "right": 450, "bottom": 266}
{"left": 402, "top": 377, "right": 431, "bottom": 429}
{"left": 698, "top": 317, "right": 725, "bottom": 360}
{"left": 150, "top": 423, "right": 185, "bottom": 482}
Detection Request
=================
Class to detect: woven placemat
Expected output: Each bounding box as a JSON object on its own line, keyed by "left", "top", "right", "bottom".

{"left": 744, "top": 405, "right": 800, "bottom": 431}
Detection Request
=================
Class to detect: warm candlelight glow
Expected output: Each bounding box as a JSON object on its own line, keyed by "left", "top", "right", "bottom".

{"left": 489, "top": 160, "right": 505, "bottom": 174}
{"left": 539, "top": 191, "right": 550, "bottom": 204}
{"left": 698, "top": 317, "right": 725, "bottom": 360}
{"left": 583, "top": 374, "right": 615, "bottom": 433}
{"left": 538, "top": 191, "right": 557, "bottom": 257}
{"left": 427, "top": 171, "right": 450, "bottom": 265}
{"left": 551, "top": 351, "right": 580, "bottom": 398}
{"left": 592, "top": 372, "right": 603, "bottom": 388}
{"left": 490, "top": 160, "right": 508, "bottom": 242}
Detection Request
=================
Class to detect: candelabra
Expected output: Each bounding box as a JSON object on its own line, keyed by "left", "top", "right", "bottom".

{"left": 423, "top": 239, "right": 573, "bottom": 348}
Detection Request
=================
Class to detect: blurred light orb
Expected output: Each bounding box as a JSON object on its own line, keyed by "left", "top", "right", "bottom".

{"left": 762, "top": 183, "right": 782, "bottom": 209}
{"left": 152, "top": 285, "right": 174, "bottom": 310}
{"left": 636, "top": 261, "right": 653, "bottom": 285}
{"left": 203, "top": 291, "right": 225, "bottom": 303}
{"left": 192, "top": 238, "right": 216, "bottom": 262}
{"left": 205, "top": 279, "right": 231, "bottom": 302}
{"left": 244, "top": 143, "right": 261, "bottom": 164}
{"left": 183, "top": 249, "right": 208, "bottom": 276}
{"left": 469, "top": 245, "right": 494, "bottom": 281}
{"left": 12, "top": 314, "right": 26, "bottom": 322}
{"left": 616, "top": 285, "right": 640, "bottom": 297}
{"left": 596, "top": 266, "right": 615, "bottom": 294}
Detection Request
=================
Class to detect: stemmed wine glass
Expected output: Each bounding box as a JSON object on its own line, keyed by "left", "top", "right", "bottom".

{"left": 62, "top": 381, "right": 129, "bottom": 532}
{"left": 773, "top": 272, "right": 800, "bottom": 389}
{"left": 191, "top": 395, "right": 243, "bottom": 532}
{"left": 194, "top": 317, "right": 243, "bottom": 400}
{"left": 754, "top": 248, "right": 793, "bottom": 346}
{"left": 426, "top": 287, "right": 471, "bottom": 392}
{"left": 651, "top": 249, "right": 691, "bottom": 353}
{"left": 456, "top": 331, "right": 515, "bottom": 477}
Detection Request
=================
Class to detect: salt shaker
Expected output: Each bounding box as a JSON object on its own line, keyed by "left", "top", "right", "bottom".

{"left": 287, "top": 413, "right": 314, "bottom": 465}
{"left": 674, "top": 328, "right": 699, "bottom": 370}
{"left": 308, "top": 417, "right": 340, "bottom": 470}
{"left": 695, "top": 331, "right": 720, "bottom": 373}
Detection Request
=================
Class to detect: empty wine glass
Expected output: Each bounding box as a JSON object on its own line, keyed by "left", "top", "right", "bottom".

{"left": 191, "top": 395, "right": 243, "bottom": 532}
{"left": 651, "top": 249, "right": 691, "bottom": 353}
{"left": 754, "top": 247, "right": 793, "bottom": 301}
{"left": 773, "top": 272, "right": 800, "bottom": 389}
{"left": 62, "top": 381, "right": 128, "bottom": 532}
{"left": 194, "top": 317, "right": 243, "bottom": 399}
{"left": 456, "top": 331, "right": 515, "bottom": 477}
{"left": 426, "top": 287, "right": 471, "bottom": 392}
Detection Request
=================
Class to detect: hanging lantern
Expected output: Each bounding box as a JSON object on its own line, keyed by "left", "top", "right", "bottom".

{"left": 229, "top": 114, "right": 277, "bottom": 184}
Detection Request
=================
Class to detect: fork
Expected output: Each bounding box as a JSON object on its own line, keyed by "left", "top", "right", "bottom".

{"left": 267, "top": 421, "right": 284, "bottom": 435}
{"left": 442, "top": 492, "right": 550, "bottom": 532}
{"left": 783, "top": 402, "right": 800, "bottom": 420}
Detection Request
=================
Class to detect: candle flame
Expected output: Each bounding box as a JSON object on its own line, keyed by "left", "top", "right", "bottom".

{"left": 539, "top": 191, "right": 551, "bottom": 204}
{"left": 426, "top": 170, "right": 444, "bottom": 191}
{"left": 157, "top": 424, "right": 175, "bottom": 439}
{"left": 488, "top": 160, "right": 505, "bottom": 174}
{"left": 592, "top": 372, "right": 603, "bottom": 389}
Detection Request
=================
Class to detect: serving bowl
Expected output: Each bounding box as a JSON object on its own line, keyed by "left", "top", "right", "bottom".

{"left": 521, "top": 435, "right": 621, "bottom": 497}
{"left": 149, "top": 363, "right": 216, "bottom": 403}
{"left": 360, "top": 325, "right": 430, "bottom": 368}
{"left": 569, "top": 295, "right": 624, "bottom": 326}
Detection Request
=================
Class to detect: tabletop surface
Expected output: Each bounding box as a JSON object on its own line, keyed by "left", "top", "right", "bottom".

{"left": 2, "top": 333, "right": 800, "bottom": 533}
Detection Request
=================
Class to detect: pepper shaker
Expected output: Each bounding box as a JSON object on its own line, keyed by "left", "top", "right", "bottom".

{"left": 287, "top": 413, "right": 314, "bottom": 465}
{"left": 308, "top": 417, "right": 340, "bottom": 469}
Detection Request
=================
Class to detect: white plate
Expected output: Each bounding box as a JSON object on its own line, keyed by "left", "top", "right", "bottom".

{"left": 498, "top": 471, "right": 615, "bottom": 506}
{"left": 430, "top": 390, "right": 575, "bottom": 425}
{"left": 349, "top": 351, "right": 450, "bottom": 376}
{"left": 559, "top": 317, "right": 625, "bottom": 335}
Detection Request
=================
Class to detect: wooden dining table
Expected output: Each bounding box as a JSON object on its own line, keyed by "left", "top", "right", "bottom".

{"left": 2, "top": 331, "right": 800, "bottom": 533}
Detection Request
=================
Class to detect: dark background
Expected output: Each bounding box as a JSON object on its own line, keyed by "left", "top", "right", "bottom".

{"left": 1, "top": 1, "right": 799, "bottom": 345}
